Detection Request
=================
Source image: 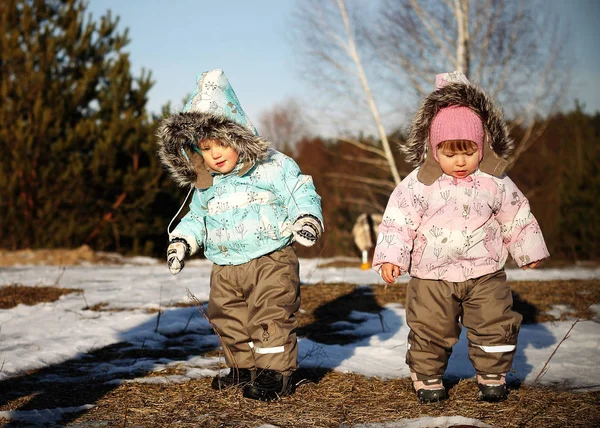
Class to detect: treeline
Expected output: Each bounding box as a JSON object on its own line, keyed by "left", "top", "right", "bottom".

{"left": 293, "top": 106, "right": 600, "bottom": 262}
{"left": 1, "top": 1, "right": 598, "bottom": 262}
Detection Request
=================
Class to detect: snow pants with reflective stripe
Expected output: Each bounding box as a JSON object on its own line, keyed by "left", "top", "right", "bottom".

{"left": 405, "top": 270, "right": 522, "bottom": 380}
{"left": 206, "top": 245, "right": 300, "bottom": 375}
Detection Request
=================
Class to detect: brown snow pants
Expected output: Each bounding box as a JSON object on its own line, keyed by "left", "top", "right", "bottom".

{"left": 206, "top": 246, "right": 300, "bottom": 375}
{"left": 405, "top": 270, "right": 522, "bottom": 380}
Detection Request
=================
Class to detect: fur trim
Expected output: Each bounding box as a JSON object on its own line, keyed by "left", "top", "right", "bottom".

{"left": 401, "top": 83, "right": 513, "bottom": 166}
{"left": 156, "top": 111, "right": 270, "bottom": 187}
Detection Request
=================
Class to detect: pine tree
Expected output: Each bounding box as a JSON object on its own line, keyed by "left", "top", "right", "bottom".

{"left": 557, "top": 107, "right": 600, "bottom": 261}
{"left": 0, "top": 0, "right": 175, "bottom": 254}
{"left": 508, "top": 104, "right": 600, "bottom": 262}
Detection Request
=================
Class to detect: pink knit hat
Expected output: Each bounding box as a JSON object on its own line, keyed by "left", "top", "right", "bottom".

{"left": 429, "top": 105, "right": 484, "bottom": 161}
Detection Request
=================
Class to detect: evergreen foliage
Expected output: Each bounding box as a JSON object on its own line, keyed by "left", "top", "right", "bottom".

{"left": 0, "top": 0, "right": 178, "bottom": 255}
{"left": 556, "top": 107, "right": 600, "bottom": 260}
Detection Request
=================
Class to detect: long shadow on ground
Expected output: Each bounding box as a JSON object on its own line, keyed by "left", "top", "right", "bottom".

{"left": 1, "top": 283, "right": 555, "bottom": 425}
{"left": 0, "top": 304, "right": 219, "bottom": 427}
{"left": 1, "top": 284, "right": 400, "bottom": 426}
{"left": 296, "top": 284, "right": 403, "bottom": 385}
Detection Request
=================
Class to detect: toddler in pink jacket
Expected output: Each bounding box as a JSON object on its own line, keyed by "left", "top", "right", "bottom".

{"left": 372, "top": 71, "right": 549, "bottom": 403}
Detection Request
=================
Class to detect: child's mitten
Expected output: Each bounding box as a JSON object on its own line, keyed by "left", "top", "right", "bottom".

{"left": 167, "top": 238, "right": 189, "bottom": 275}
{"left": 292, "top": 215, "right": 322, "bottom": 247}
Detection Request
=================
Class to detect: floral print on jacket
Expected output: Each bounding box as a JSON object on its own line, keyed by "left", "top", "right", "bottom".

{"left": 372, "top": 168, "right": 549, "bottom": 282}
{"left": 171, "top": 149, "right": 323, "bottom": 266}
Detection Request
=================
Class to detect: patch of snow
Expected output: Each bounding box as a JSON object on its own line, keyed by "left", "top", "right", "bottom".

{"left": 1, "top": 261, "right": 599, "bottom": 427}
{"left": 0, "top": 405, "right": 95, "bottom": 425}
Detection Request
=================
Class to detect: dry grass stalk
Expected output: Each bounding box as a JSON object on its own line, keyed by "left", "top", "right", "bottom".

{"left": 29, "top": 372, "right": 597, "bottom": 428}
{"left": 186, "top": 288, "right": 242, "bottom": 381}
{"left": 0, "top": 284, "right": 82, "bottom": 309}
{"left": 533, "top": 313, "right": 586, "bottom": 385}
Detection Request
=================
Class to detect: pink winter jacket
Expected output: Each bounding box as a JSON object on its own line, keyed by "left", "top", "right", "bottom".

{"left": 372, "top": 168, "right": 549, "bottom": 282}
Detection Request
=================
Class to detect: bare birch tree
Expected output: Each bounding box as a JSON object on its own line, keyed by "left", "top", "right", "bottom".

{"left": 291, "top": 0, "right": 571, "bottom": 185}
{"left": 291, "top": 0, "right": 402, "bottom": 189}
{"left": 369, "top": 0, "right": 571, "bottom": 166}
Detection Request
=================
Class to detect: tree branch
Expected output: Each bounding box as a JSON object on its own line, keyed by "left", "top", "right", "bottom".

{"left": 337, "top": 154, "right": 392, "bottom": 169}
{"left": 338, "top": 137, "right": 387, "bottom": 157}
{"left": 409, "top": 0, "right": 457, "bottom": 67}
{"left": 326, "top": 172, "right": 396, "bottom": 190}
{"left": 342, "top": 197, "right": 385, "bottom": 213}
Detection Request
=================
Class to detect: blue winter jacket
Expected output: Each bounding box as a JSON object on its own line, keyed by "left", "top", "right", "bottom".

{"left": 156, "top": 70, "right": 323, "bottom": 265}
{"left": 172, "top": 149, "right": 322, "bottom": 265}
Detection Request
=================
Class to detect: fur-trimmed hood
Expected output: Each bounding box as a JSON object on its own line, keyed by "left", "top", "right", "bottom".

{"left": 156, "top": 111, "right": 269, "bottom": 189}
{"left": 401, "top": 77, "right": 514, "bottom": 185}
{"left": 155, "top": 69, "right": 270, "bottom": 189}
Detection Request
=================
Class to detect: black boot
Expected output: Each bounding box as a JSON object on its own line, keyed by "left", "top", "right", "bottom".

{"left": 410, "top": 373, "right": 448, "bottom": 404}
{"left": 478, "top": 383, "right": 508, "bottom": 402}
{"left": 211, "top": 368, "right": 255, "bottom": 390}
{"left": 415, "top": 386, "right": 449, "bottom": 403}
{"left": 477, "top": 373, "right": 508, "bottom": 402}
{"left": 242, "top": 369, "right": 293, "bottom": 401}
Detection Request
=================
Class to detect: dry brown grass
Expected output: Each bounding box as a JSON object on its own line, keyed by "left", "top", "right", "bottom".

{"left": 3, "top": 372, "right": 597, "bottom": 427}
{"left": 1, "top": 279, "right": 599, "bottom": 427}
{"left": 0, "top": 245, "right": 126, "bottom": 266}
{"left": 0, "top": 284, "right": 82, "bottom": 309}
{"left": 509, "top": 280, "right": 600, "bottom": 323}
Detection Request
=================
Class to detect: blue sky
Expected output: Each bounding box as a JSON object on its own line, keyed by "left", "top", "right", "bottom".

{"left": 87, "top": 0, "right": 299, "bottom": 122}
{"left": 87, "top": 0, "right": 600, "bottom": 129}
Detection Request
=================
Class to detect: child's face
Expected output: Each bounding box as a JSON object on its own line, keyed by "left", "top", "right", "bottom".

{"left": 437, "top": 146, "right": 479, "bottom": 179}
{"left": 198, "top": 139, "right": 239, "bottom": 174}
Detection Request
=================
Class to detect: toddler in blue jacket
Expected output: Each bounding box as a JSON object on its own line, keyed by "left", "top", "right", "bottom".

{"left": 156, "top": 69, "right": 323, "bottom": 401}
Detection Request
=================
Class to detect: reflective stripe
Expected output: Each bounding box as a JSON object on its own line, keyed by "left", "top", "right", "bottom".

{"left": 477, "top": 344, "right": 515, "bottom": 353}
{"left": 254, "top": 345, "right": 285, "bottom": 354}
{"left": 247, "top": 342, "right": 254, "bottom": 349}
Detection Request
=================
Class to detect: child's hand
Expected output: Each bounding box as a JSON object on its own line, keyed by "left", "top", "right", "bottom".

{"left": 381, "top": 263, "right": 402, "bottom": 284}
{"left": 292, "top": 215, "right": 322, "bottom": 247}
{"left": 167, "top": 239, "right": 189, "bottom": 275}
{"left": 522, "top": 259, "right": 543, "bottom": 270}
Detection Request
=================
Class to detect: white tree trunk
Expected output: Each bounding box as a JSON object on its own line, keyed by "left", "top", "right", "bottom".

{"left": 336, "top": 0, "right": 401, "bottom": 185}
{"left": 455, "top": 0, "right": 470, "bottom": 77}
